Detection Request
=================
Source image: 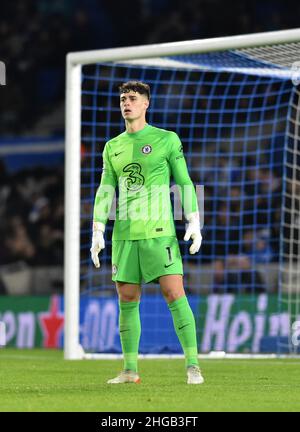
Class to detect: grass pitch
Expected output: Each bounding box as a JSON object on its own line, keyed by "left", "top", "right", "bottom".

{"left": 0, "top": 349, "right": 300, "bottom": 412}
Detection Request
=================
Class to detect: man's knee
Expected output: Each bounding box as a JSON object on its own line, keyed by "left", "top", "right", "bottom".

{"left": 119, "top": 292, "right": 140, "bottom": 302}
{"left": 116, "top": 282, "right": 141, "bottom": 302}
{"left": 159, "top": 275, "right": 185, "bottom": 303}
{"left": 160, "top": 285, "right": 185, "bottom": 303}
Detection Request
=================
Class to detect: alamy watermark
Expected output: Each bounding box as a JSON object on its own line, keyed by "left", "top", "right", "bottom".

{"left": 291, "top": 61, "right": 300, "bottom": 86}
{"left": 0, "top": 61, "right": 6, "bottom": 86}
{"left": 93, "top": 183, "right": 205, "bottom": 227}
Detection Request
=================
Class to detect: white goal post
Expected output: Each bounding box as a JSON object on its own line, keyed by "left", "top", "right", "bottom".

{"left": 64, "top": 28, "right": 300, "bottom": 360}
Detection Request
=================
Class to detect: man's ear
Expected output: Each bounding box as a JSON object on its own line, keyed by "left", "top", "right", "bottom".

{"left": 144, "top": 98, "right": 150, "bottom": 110}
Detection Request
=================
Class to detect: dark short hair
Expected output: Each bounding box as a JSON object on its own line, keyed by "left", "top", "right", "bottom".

{"left": 118, "top": 81, "right": 150, "bottom": 100}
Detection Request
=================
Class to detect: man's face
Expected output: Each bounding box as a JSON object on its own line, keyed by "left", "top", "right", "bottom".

{"left": 120, "top": 90, "right": 149, "bottom": 121}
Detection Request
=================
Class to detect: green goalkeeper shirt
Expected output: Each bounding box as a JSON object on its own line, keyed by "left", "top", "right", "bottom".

{"left": 93, "top": 124, "right": 198, "bottom": 240}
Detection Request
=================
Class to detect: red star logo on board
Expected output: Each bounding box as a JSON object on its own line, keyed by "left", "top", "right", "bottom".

{"left": 38, "top": 295, "right": 64, "bottom": 348}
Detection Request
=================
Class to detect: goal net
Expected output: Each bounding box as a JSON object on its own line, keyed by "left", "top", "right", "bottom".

{"left": 64, "top": 29, "right": 300, "bottom": 359}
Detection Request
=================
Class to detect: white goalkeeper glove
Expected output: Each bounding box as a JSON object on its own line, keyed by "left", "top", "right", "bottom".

{"left": 90, "top": 222, "right": 105, "bottom": 268}
{"left": 184, "top": 212, "right": 202, "bottom": 255}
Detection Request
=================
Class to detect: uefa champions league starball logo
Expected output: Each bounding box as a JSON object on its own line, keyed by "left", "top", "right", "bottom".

{"left": 291, "top": 61, "right": 300, "bottom": 86}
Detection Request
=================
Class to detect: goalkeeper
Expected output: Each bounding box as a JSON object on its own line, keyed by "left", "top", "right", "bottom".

{"left": 91, "top": 81, "right": 204, "bottom": 385}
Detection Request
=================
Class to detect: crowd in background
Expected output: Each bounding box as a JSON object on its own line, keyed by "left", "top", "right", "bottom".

{"left": 0, "top": 0, "right": 298, "bottom": 294}
{"left": 0, "top": 0, "right": 299, "bottom": 136}
{"left": 197, "top": 157, "right": 282, "bottom": 293}
{"left": 0, "top": 152, "right": 283, "bottom": 269}
{"left": 0, "top": 161, "right": 64, "bottom": 267}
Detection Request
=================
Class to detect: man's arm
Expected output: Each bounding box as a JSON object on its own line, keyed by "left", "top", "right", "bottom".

{"left": 167, "top": 132, "right": 202, "bottom": 254}
{"left": 93, "top": 143, "right": 117, "bottom": 225}
{"left": 91, "top": 143, "right": 117, "bottom": 268}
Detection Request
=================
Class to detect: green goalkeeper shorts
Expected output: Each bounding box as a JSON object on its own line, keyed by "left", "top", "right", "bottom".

{"left": 111, "top": 236, "right": 183, "bottom": 284}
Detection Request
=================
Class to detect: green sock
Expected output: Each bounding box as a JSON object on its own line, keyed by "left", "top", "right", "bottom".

{"left": 168, "top": 296, "right": 199, "bottom": 368}
{"left": 119, "top": 301, "right": 141, "bottom": 373}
